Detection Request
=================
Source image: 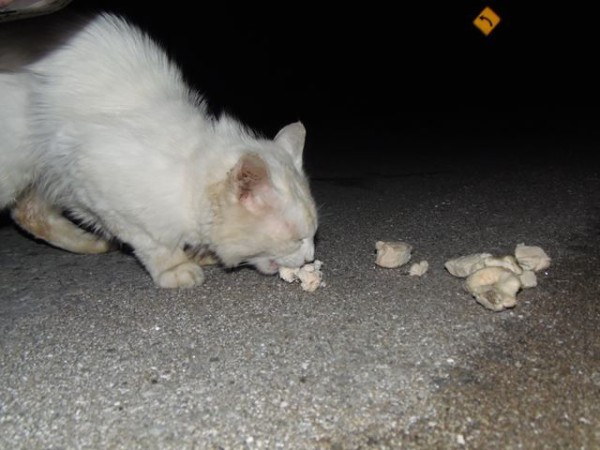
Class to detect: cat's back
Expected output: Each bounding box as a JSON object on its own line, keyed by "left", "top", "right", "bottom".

{"left": 45, "top": 13, "right": 180, "bottom": 84}
{"left": 1, "top": 12, "right": 193, "bottom": 113}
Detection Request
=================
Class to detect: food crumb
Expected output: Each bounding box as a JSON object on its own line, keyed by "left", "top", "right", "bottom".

{"left": 279, "top": 260, "right": 324, "bottom": 292}
{"left": 409, "top": 260, "right": 429, "bottom": 276}
{"left": 375, "top": 241, "right": 412, "bottom": 268}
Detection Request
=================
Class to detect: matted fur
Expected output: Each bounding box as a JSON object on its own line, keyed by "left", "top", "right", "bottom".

{"left": 0, "top": 13, "right": 317, "bottom": 288}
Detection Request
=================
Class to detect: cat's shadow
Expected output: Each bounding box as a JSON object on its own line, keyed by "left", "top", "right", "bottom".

{"left": 0, "top": 211, "right": 11, "bottom": 228}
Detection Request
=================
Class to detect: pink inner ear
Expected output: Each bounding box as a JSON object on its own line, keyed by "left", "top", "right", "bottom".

{"left": 236, "top": 154, "right": 267, "bottom": 192}
{"left": 233, "top": 154, "right": 272, "bottom": 210}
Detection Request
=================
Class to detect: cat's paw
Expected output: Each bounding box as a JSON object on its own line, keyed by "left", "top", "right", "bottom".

{"left": 157, "top": 262, "right": 205, "bottom": 288}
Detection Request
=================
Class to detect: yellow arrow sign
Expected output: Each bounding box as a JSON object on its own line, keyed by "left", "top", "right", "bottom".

{"left": 474, "top": 6, "right": 501, "bottom": 36}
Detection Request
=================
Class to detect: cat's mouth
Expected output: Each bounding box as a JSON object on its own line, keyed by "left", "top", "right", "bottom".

{"left": 265, "top": 259, "right": 280, "bottom": 274}
{"left": 251, "top": 258, "right": 280, "bottom": 275}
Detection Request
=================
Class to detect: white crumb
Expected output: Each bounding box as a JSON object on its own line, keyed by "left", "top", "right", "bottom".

{"left": 444, "top": 253, "right": 492, "bottom": 278}
{"left": 445, "top": 254, "right": 523, "bottom": 278}
{"left": 519, "top": 270, "right": 537, "bottom": 288}
{"left": 481, "top": 255, "right": 523, "bottom": 275}
{"left": 409, "top": 260, "right": 429, "bottom": 276}
{"left": 375, "top": 241, "right": 412, "bottom": 268}
{"left": 464, "top": 267, "right": 521, "bottom": 311}
{"left": 278, "top": 267, "right": 298, "bottom": 283}
{"left": 515, "top": 243, "right": 551, "bottom": 272}
{"left": 279, "top": 260, "right": 324, "bottom": 292}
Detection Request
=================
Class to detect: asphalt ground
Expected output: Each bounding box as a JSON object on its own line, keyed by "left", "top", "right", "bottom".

{"left": 1, "top": 134, "right": 599, "bottom": 449}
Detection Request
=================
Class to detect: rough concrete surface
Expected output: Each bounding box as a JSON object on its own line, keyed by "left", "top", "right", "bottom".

{"left": 1, "top": 144, "right": 599, "bottom": 449}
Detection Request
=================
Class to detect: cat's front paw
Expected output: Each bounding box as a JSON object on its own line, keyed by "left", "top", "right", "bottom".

{"left": 157, "top": 262, "right": 205, "bottom": 288}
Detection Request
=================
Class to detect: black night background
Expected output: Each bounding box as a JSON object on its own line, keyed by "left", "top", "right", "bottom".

{"left": 62, "top": 1, "right": 598, "bottom": 177}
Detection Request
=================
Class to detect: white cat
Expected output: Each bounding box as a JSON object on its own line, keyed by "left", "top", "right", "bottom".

{"left": 0, "top": 13, "right": 318, "bottom": 288}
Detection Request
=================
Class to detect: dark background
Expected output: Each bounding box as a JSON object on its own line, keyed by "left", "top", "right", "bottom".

{"left": 62, "top": 1, "right": 600, "bottom": 174}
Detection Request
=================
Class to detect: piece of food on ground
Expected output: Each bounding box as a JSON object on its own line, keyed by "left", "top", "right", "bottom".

{"left": 279, "top": 260, "right": 324, "bottom": 292}
{"left": 444, "top": 253, "right": 492, "bottom": 277}
{"left": 518, "top": 270, "right": 537, "bottom": 288}
{"left": 515, "top": 243, "right": 551, "bottom": 272}
{"left": 445, "top": 244, "right": 550, "bottom": 311}
{"left": 409, "top": 260, "right": 429, "bottom": 276}
{"left": 375, "top": 241, "right": 412, "bottom": 268}
{"left": 464, "top": 267, "right": 521, "bottom": 311}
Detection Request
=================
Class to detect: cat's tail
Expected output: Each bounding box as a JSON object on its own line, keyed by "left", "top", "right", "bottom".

{"left": 11, "top": 189, "right": 116, "bottom": 254}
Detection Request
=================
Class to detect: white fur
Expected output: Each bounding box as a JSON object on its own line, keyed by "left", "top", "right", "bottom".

{"left": 0, "top": 13, "right": 317, "bottom": 287}
{"left": 0, "top": 72, "right": 35, "bottom": 206}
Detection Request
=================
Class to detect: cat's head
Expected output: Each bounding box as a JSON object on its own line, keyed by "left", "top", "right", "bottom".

{"left": 209, "top": 122, "right": 318, "bottom": 274}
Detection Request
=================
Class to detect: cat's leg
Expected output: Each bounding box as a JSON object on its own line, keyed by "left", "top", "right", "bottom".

{"left": 11, "top": 190, "right": 114, "bottom": 254}
{"left": 194, "top": 253, "right": 219, "bottom": 266}
{"left": 133, "top": 243, "right": 205, "bottom": 288}
{"left": 184, "top": 246, "right": 220, "bottom": 266}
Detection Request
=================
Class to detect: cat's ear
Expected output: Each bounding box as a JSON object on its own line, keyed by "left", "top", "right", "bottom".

{"left": 231, "top": 153, "right": 273, "bottom": 214}
{"left": 275, "top": 121, "right": 306, "bottom": 171}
